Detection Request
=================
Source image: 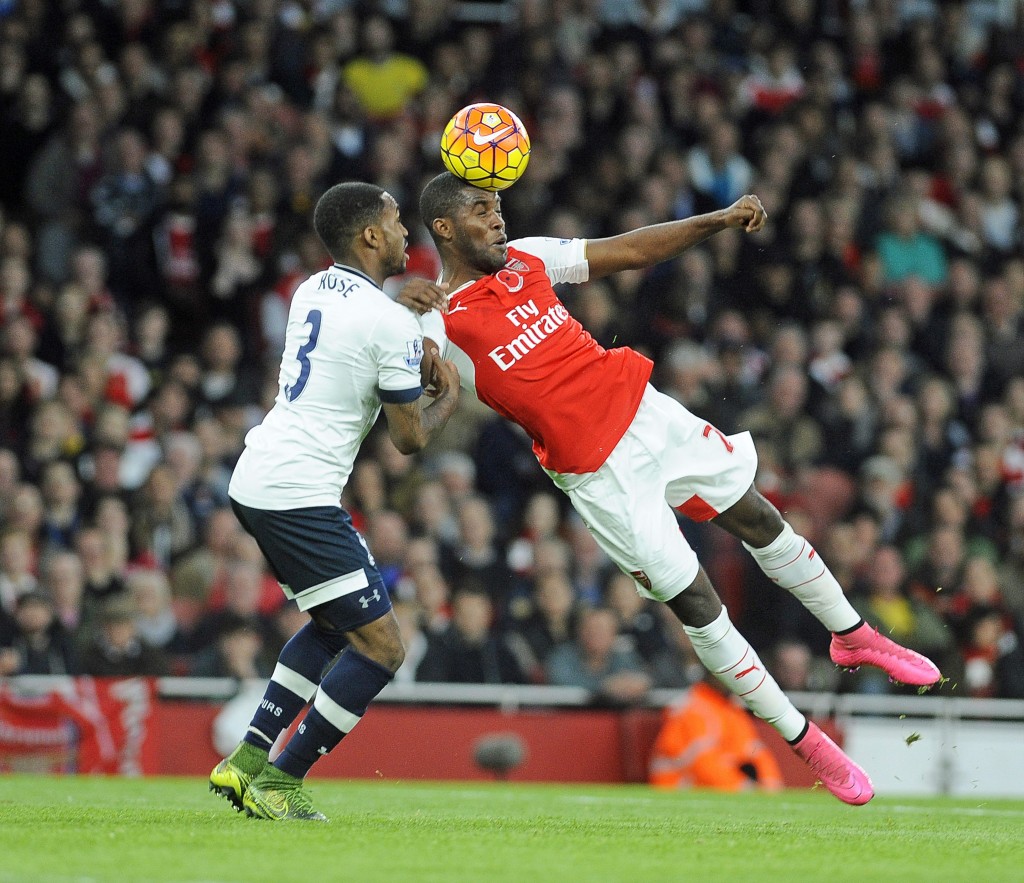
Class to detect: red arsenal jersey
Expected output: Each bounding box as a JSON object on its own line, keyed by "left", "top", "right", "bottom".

{"left": 434, "top": 238, "right": 653, "bottom": 474}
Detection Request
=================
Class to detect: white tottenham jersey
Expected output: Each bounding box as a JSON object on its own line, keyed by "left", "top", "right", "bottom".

{"left": 417, "top": 237, "right": 589, "bottom": 394}
{"left": 229, "top": 264, "right": 424, "bottom": 510}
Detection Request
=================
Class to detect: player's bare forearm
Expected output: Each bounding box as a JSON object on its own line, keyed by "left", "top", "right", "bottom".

{"left": 585, "top": 195, "right": 767, "bottom": 279}
{"left": 382, "top": 349, "right": 460, "bottom": 453}
{"left": 418, "top": 384, "right": 459, "bottom": 443}
{"left": 382, "top": 391, "right": 457, "bottom": 453}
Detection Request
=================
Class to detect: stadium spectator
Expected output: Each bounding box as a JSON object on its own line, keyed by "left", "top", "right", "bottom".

{"left": 188, "top": 560, "right": 276, "bottom": 655}
{"left": 688, "top": 119, "right": 753, "bottom": 210}
{"left": 341, "top": 15, "right": 428, "bottom": 122}
{"left": 197, "top": 323, "right": 258, "bottom": 409}
{"left": 207, "top": 210, "right": 264, "bottom": 338}
{"left": 0, "top": 589, "right": 77, "bottom": 675}
{"left": 417, "top": 586, "right": 526, "bottom": 685}
{"left": 39, "top": 459, "right": 84, "bottom": 550}
{"left": 39, "top": 549, "right": 86, "bottom": 634}
{"left": 373, "top": 431, "right": 428, "bottom": 520}
{"left": 506, "top": 569, "right": 581, "bottom": 684}
{"left": 959, "top": 605, "right": 1024, "bottom": 699}
{"left": 364, "top": 509, "right": 409, "bottom": 595}
{"left": 88, "top": 127, "right": 162, "bottom": 309}
{"left": 77, "top": 594, "right": 169, "bottom": 677}
{"left": 128, "top": 567, "right": 183, "bottom": 655}
{"left": 2, "top": 315, "right": 57, "bottom": 402}
{"left": 128, "top": 462, "right": 195, "bottom": 569}
{"left": 0, "top": 527, "right": 38, "bottom": 614}
{"left": 190, "top": 615, "right": 273, "bottom": 680}
{"left": 768, "top": 640, "right": 816, "bottom": 693}
{"left": 75, "top": 524, "right": 127, "bottom": 611}
{"left": 441, "top": 495, "right": 514, "bottom": 620}
{"left": 408, "top": 479, "right": 460, "bottom": 546}
{"left": 170, "top": 506, "right": 240, "bottom": 613}
{"left": 740, "top": 364, "right": 824, "bottom": 478}
{"left": 876, "top": 191, "right": 949, "bottom": 288}
{"left": 546, "top": 606, "right": 652, "bottom": 705}
{"left": 25, "top": 98, "right": 105, "bottom": 283}
{"left": 604, "top": 570, "right": 675, "bottom": 672}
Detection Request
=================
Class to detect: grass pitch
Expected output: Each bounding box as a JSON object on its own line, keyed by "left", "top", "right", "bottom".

{"left": 0, "top": 777, "right": 1022, "bottom": 882}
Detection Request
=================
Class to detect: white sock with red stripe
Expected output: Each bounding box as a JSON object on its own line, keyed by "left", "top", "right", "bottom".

{"left": 743, "top": 522, "right": 861, "bottom": 632}
{"left": 683, "top": 607, "right": 806, "bottom": 741}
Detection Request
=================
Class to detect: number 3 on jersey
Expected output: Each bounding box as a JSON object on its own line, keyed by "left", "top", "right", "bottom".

{"left": 284, "top": 309, "right": 322, "bottom": 402}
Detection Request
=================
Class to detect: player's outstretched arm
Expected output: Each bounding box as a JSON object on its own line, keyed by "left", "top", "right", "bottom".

{"left": 381, "top": 347, "right": 460, "bottom": 454}
{"left": 585, "top": 195, "right": 767, "bottom": 280}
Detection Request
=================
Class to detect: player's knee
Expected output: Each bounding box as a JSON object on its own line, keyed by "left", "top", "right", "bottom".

{"left": 733, "top": 489, "right": 785, "bottom": 548}
{"left": 379, "top": 633, "right": 406, "bottom": 673}
{"left": 353, "top": 621, "right": 406, "bottom": 673}
{"left": 665, "top": 568, "right": 722, "bottom": 627}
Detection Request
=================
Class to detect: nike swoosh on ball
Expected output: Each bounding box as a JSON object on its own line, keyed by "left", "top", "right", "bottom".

{"left": 472, "top": 126, "right": 512, "bottom": 145}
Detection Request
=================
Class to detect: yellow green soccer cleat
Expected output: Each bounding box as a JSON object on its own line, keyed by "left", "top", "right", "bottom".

{"left": 243, "top": 770, "right": 329, "bottom": 822}
{"left": 209, "top": 743, "right": 269, "bottom": 811}
{"left": 209, "top": 758, "right": 255, "bottom": 812}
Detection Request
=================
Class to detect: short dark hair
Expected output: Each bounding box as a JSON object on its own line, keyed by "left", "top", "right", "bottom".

{"left": 313, "top": 182, "right": 387, "bottom": 261}
{"left": 419, "top": 172, "right": 477, "bottom": 244}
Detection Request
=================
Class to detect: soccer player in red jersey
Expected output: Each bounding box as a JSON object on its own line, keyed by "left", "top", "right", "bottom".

{"left": 411, "top": 172, "right": 944, "bottom": 805}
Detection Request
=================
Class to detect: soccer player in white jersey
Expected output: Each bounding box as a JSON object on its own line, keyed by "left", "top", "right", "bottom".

{"left": 409, "top": 172, "right": 944, "bottom": 806}
{"left": 209, "top": 182, "right": 459, "bottom": 821}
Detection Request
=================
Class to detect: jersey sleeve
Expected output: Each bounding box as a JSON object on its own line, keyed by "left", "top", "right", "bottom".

{"left": 375, "top": 309, "right": 424, "bottom": 404}
{"left": 417, "top": 308, "right": 448, "bottom": 358}
{"left": 508, "top": 237, "right": 589, "bottom": 284}
{"left": 420, "top": 308, "right": 478, "bottom": 394}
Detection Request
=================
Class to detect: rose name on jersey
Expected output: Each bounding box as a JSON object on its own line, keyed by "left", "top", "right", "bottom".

{"left": 317, "top": 272, "right": 362, "bottom": 296}
{"left": 487, "top": 298, "right": 571, "bottom": 371}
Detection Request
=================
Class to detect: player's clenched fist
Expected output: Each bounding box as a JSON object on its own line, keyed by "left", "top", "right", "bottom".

{"left": 723, "top": 194, "right": 767, "bottom": 233}
{"left": 423, "top": 345, "right": 460, "bottom": 400}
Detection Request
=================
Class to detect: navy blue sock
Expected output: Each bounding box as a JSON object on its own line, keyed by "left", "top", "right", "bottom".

{"left": 274, "top": 649, "right": 393, "bottom": 779}
{"left": 243, "top": 622, "right": 345, "bottom": 749}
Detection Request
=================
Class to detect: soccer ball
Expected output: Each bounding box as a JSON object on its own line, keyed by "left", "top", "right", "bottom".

{"left": 440, "top": 103, "right": 531, "bottom": 192}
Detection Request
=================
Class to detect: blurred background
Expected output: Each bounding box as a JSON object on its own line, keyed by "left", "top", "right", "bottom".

{"left": 0, "top": 0, "right": 1023, "bottom": 793}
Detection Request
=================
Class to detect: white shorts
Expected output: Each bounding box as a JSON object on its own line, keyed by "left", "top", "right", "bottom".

{"left": 547, "top": 385, "right": 757, "bottom": 602}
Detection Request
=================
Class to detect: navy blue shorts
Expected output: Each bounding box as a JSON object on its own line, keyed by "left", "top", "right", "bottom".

{"left": 230, "top": 499, "right": 391, "bottom": 631}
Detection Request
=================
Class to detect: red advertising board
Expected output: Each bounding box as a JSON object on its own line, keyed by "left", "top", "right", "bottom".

{"left": 0, "top": 678, "right": 830, "bottom": 787}
{"left": 0, "top": 678, "right": 157, "bottom": 774}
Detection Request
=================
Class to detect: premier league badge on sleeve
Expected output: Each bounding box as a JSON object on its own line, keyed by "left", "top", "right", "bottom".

{"left": 404, "top": 338, "right": 423, "bottom": 368}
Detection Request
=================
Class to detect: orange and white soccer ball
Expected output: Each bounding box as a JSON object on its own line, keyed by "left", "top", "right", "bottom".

{"left": 440, "top": 103, "right": 531, "bottom": 191}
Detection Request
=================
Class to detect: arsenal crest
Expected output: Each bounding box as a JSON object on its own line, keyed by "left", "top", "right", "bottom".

{"left": 505, "top": 258, "right": 528, "bottom": 271}
{"left": 630, "top": 570, "right": 652, "bottom": 591}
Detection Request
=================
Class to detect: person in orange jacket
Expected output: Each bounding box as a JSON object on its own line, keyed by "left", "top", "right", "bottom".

{"left": 649, "top": 675, "right": 784, "bottom": 791}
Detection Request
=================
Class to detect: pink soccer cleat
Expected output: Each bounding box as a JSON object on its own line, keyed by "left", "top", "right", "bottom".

{"left": 830, "top": 623, "right": 942, "bottom": 687}
{"left": 793, "top": 722, "right": 874, "bottom": 806}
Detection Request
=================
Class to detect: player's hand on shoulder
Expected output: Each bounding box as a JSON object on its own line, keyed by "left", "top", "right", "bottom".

{"left": 396, "top": 278, "right": 449, "bottom": 315}
{"left": 723, "top": 194, "right": 767, "bottom": 233}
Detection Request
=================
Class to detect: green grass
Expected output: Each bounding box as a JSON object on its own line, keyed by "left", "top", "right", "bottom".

{"left": 0, "top": 777, "right": 1022, "bottom": 882}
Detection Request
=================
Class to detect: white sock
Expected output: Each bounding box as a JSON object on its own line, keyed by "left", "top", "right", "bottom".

{"left": 684, "top": 607, "right": 806, "bottom": 741}
{"left": 743, "top": 522, "right": 861, "bottom": 633}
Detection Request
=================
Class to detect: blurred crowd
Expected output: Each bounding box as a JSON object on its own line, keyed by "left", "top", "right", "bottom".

{"left": 0, "top": 0, "right": 1023, "bottom": 700}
